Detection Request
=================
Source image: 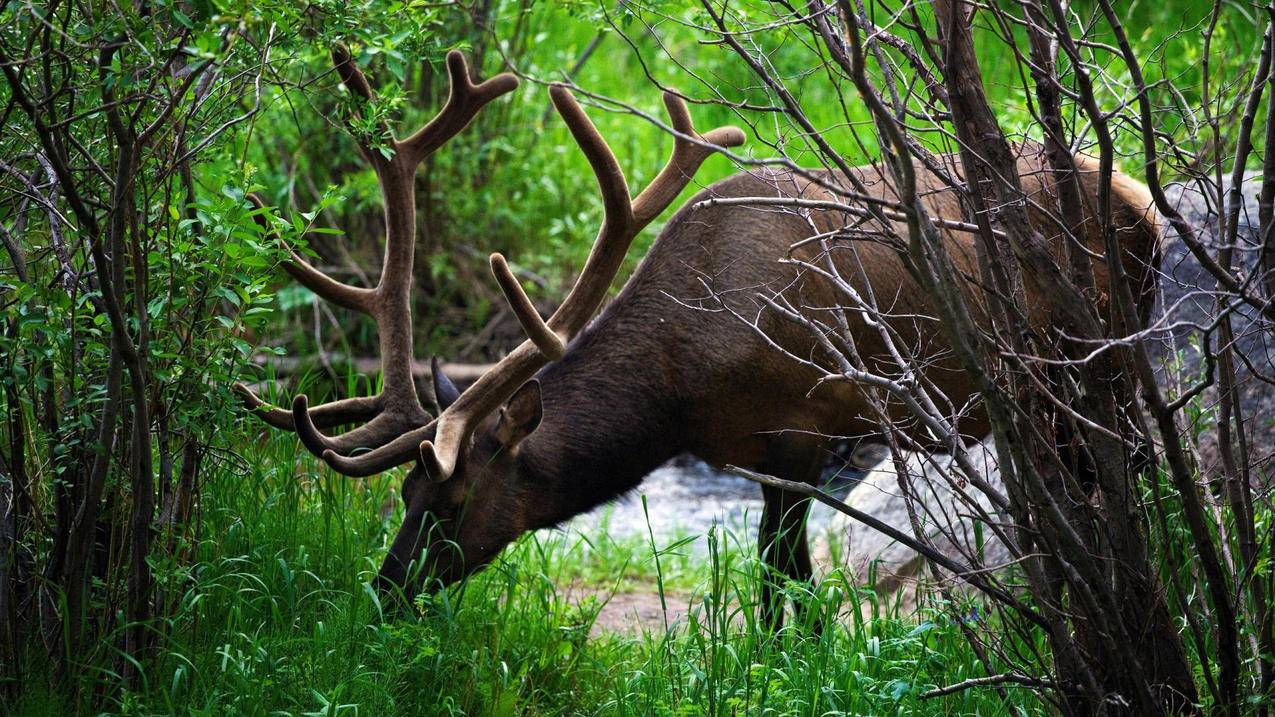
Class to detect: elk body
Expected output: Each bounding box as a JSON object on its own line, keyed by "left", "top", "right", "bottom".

{"left": 242, "top": 49, "right": 1160, "bottom": 623}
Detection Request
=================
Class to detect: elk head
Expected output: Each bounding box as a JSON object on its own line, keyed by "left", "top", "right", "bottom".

{"left": 239, "top": 46, "right": 744, "bottom": 602}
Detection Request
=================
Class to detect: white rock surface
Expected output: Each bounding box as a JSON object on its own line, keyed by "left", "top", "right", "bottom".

{"left": 813, "top": 438, "right": 1012, "bottom": 613}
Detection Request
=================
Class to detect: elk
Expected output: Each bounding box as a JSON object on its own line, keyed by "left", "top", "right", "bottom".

{"left": 239, "top": 47, "right": 1161, "bottom": 625}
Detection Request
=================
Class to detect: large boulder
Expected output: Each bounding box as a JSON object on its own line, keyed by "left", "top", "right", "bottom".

{"left": 813, "top": 438, "right": 1011, "bottom": 614}
{"left": 1152, "top": 174, "right": 1275, "bottom": 476}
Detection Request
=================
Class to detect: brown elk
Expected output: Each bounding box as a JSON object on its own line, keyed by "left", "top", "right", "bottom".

{"left": 239, "top": 48, "right": 1161, "bottom": 624}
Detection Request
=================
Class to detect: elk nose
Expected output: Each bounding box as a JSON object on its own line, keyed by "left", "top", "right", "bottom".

{"left": 372, "top": 557, "right": 416, "bottom": 607}
{"left": 373, "top": 575, "right": 424, "bottom": 622}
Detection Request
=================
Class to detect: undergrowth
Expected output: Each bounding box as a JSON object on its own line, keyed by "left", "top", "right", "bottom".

{"left": 10, "top": 424, "right": 1040, "bottom": 716}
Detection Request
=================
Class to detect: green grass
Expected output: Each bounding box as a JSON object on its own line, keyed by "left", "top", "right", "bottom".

{"left": 11, "top": 425, "right": 1041, "bottom": 716}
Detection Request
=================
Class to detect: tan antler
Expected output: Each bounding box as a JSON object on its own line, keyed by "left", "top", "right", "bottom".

{"left": 320, "top": 86, "right": 745, "bottom": 478}
{"left": 237, "top": 46, "right": 518, "bottom": 464}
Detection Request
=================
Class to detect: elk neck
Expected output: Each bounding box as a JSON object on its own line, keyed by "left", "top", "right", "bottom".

{"left": 513, "top": 323, "right": 688, "bottom": 530}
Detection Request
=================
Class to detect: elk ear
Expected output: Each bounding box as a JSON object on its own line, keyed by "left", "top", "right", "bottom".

{"left": 495, "top": 380, "right": 542, "bottom": 449}
{"left": 431, "top": 357, "right": 460, "bottom": 412}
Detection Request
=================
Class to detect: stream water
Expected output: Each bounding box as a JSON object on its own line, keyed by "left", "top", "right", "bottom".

{"left": 566, "top": 455, "right": 868, "bottom": 551}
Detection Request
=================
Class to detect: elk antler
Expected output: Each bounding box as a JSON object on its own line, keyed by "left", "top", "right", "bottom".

{"left": 236, "top": 46, "right": 518, "bottom": 464}
{"left": 320, "top": 86, "right": 745, "bottom": 478}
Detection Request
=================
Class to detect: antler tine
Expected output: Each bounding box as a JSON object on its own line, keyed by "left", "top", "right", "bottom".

{"left": 245, "top": 194, "right": 373, "bottom": 312}
{"left": 548, "top": 84, "right": 634, "bottom": 230}
{"left": 235, "top": 193, "right": 384, "bottom": 432}
{"left": 398, "top": 51, "right": 520, "bottom": 167}
{"left": 632, "top": 93, "right": 746, "bottom": 224}
{"left": 411, "top": 85, "right": 744, "bottom": 482}
{"left": 321, "top": 419, "right": 442, "bottom": 477}
{"left": 234, "top": 384, "right": 381, "bottom": 431}
{"left": 290, "top": 395, "right": 433, "bottom": 456}
{"left": 545, "top": 87, "right": 744, "bottom": 335}
{"left": 476, "top": 84, "right": 651, "bottom": 360}
{"left": 330, "top": 44, "right": 390, "bottom": 162}
{"left": 331, "top": 44, "right": 375, "bottom": 102}
{"left": 490, "top": 253, "right": 566, "bottom": 360}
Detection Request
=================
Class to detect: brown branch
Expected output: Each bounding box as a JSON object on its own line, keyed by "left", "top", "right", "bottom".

{"left": 921, "top": 672, "right": 1055, "bottom": 699}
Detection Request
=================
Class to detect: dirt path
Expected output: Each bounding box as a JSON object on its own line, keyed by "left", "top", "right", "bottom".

{"left": 588, "top": 591, "right": 690, "bottom": 635}
{"left": 562, "top": 585, "right": 748, "bottom": 637}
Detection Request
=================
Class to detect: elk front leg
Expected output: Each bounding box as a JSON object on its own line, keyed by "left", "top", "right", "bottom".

{"left": 756, "top": 443, "right": 822, "bottom": 631}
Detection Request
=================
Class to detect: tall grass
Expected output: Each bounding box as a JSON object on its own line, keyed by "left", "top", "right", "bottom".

{"left": 10, "top": 412, "right": 1040, "bottom": 716}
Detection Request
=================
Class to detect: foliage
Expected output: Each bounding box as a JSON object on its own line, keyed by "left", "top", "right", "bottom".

{"left": 0, "top": 0, "right": 305, "bottom": 690}
{"left": 0, "top": 0, "right": 1266, "bottom": 713}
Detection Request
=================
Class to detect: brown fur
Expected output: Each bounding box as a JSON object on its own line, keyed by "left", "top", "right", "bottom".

{"left": 394, "top": 143, "right": 1161, "bottom": 619}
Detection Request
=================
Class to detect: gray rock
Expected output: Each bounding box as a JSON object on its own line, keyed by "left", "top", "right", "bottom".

{"left": 812, "top": 438, "right": 1012, "bottom": 614}
{"left": 1154, "top": 175, "right": 1275, "bottom": 474}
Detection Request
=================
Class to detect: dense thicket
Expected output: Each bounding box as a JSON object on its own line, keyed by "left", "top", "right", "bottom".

{"left": 0, "top": 0, "right": 742, "bottom": 700}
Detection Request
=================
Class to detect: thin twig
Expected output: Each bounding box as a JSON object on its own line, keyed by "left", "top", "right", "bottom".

{"left": 921, "top": 672, "right": 1055, "bottom": 699}
{"left": 722, "top": 464, "right": 1048, "bottom": 629}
